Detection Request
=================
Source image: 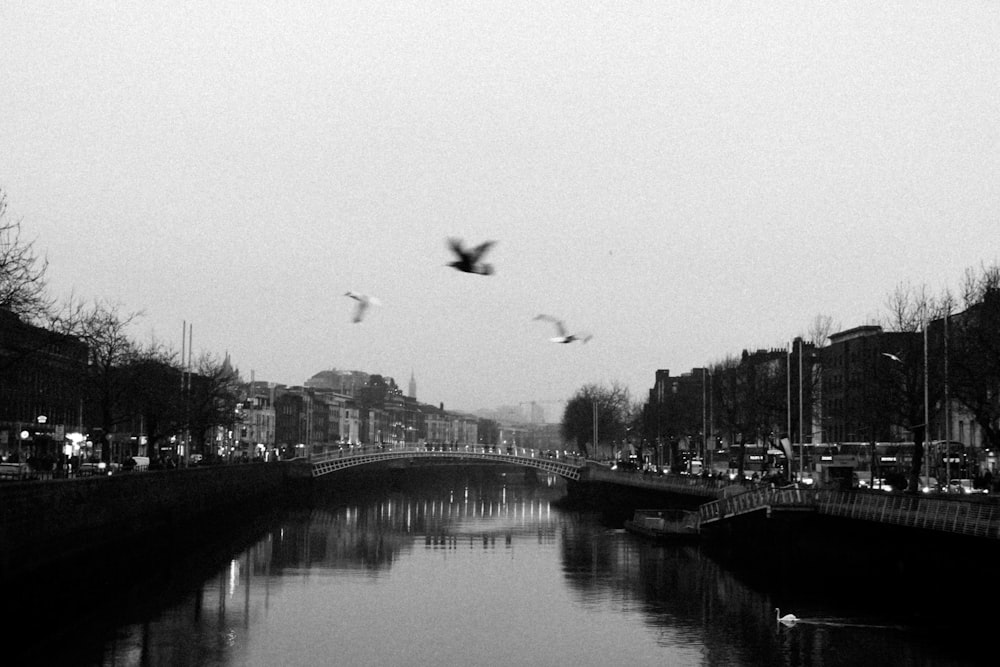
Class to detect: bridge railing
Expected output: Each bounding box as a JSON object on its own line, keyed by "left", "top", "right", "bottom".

{"left": 698, "top": 487, "right": 1000, "bottom": 540}
{"left": 310, "top": 444, "right": 586, "bottom": 480}
{"left": 698, "top": 487, "right": 816, "bottom": 523}
{"left": 819, "top": 491, "right": 1000, "bottom": 539}
{"left": 311, "top": 444, "right": 586, "bottom": 466}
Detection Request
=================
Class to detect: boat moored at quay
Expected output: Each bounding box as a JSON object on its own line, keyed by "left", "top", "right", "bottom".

{"left": 624, "top": 508, "right": 701, "bottom": 542}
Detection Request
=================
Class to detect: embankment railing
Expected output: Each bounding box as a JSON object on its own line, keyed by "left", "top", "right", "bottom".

{"left": 698, "top": 488, "right": 1000, "bottom": 540}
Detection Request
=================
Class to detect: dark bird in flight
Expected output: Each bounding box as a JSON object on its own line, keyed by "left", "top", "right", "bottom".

{"left": 344, "top": 291, "right": 381, "bottom": 323}
{"left": 447, "top": 238, "right": 496, "bottom": 275}
{"left": 533, "top": 314, "right": 592, "bottom": 344}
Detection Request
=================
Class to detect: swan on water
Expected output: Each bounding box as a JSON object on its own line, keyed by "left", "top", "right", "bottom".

{"left": 775, "top": 608, "right": 798, "bottom": 625}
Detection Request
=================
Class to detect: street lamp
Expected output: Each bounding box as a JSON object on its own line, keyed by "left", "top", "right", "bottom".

{"left": 592, "top": 399, "right": 599, "bottom": 461}
{"left": 943, "top": 308, "right": 951, "bottom": 487}
{"left": 882, "top": 319, "right": 932, "bottom": 492}
{"left": 784, "top": 339, "right": 809, "bottom": 483}
{"left": 923, "top": 317, "right": 931, "bottom": 490}
{"left": 18, "top": 429, "right": 30, "bottom": 459}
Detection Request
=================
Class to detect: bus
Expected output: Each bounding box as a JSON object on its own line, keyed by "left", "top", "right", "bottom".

{"left": 932, "top": 440, "right": 970, "bottom": 480}
{"left": 726, "top": 444, "right": 785, "bottom": 481}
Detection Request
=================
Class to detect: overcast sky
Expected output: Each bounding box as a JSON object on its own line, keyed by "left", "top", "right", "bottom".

{"left": 2, "top": 2, "right": 997, "bottom": 417}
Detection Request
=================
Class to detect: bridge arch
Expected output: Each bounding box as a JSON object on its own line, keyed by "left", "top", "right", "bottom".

{"left": 311, "top": 447, "right": 584, "bottom": 481}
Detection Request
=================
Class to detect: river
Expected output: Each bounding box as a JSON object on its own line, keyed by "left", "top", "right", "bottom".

{"left": 15, "top": 467, "right": 991, "bottom": 666}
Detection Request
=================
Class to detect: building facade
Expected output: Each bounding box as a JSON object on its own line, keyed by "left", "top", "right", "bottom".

{"left": 1, "top": 308, "right": 88, "bottom": 460}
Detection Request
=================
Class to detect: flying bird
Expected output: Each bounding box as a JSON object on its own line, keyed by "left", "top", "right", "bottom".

{"left": 344, "top": 291, "right": 381, "bottom": 323}
{"left": 881, "top": 352, "right": 903, "bottom": 363}
{"left": 446, "top": 238, "right": 496, "bottom": 275}
{"left": 533, "top": 314, "right": 592, "bottom": 344}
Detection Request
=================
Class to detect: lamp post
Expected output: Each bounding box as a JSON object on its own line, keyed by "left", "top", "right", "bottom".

{"left": 708, "top": 370, "right": 714, "bottom": 474}
{"left": 656, "top": 378, "right": 663, "bottom": 470}
{"left": 18, "top": 429, "right": 29, "bottom": 460}
{"left": 784, "top": 341, "right": 808, "bottom": 483}
{"left": 702, "top": 368, "right": 708, "bottom": 470}
{"left": 881, "top": 317, "right": 932, "bottom": 492}
{"left": 798, "top": 338, "right": 804, "bottom": 483}
{"left": 923, "top": 317, "right": 931, "bottom": 491}
{"left": 786, "top": 344, "right": 792, "bottom": 479}
{"left": 944, "top": 308, "right": 951, "bottom": 487}
{"left": 592, "top": 399, "right": 599, "bottom": 461}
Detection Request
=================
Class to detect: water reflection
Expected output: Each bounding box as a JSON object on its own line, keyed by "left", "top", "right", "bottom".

{"left": 32, "top": 471, "right": 989, "bottom": 666}
{"left": 273, "top": 478, "right": 562, "bottom": 577}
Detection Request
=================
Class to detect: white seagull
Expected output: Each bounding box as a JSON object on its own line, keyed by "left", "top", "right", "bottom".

{"left": 881, "top": 352, "right": 903, "bottom": 363}
{"left": 344, "top": 291, "right": 381, "bottom": 323}
{"left": 533, "top": 314, "right": 592, "bottom": 344}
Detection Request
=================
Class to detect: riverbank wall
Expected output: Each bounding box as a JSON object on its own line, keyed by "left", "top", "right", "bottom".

{"left": 567, "top": 477, "right": 1000, "bottom": 613}
{"left": 0, "top": 460, "right": 313, "bottom": 583}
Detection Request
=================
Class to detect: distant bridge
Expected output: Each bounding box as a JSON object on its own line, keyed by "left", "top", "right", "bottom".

{"left": 313, "top": 447, "right": 742, "bottom": 499}
{"left": 311, "top": 445, "right": 586, "bottom": 480}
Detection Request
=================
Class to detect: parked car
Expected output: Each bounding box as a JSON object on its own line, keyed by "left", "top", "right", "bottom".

{"left": 78, "top": 461, "right": 110, "bottom": 476}
{"left": 78, "top": 461, "right": 120, "bottom": 476}
{"left": 0, "top": 461, "right": 31, "bottom": 481}
{"left": 871, "top": 478, "right": 893, "bottom": 492}
{"left": 947, "top": 479, "right": 987, "bottom": 494}
{"left": 919, "top": 476, "right": 940, "bottom": 493}
{"left": 858, "top": 476, "right": 893, "bottom": 492}
{"left": 119, "top": 456, "right": 148, "bottom": 472}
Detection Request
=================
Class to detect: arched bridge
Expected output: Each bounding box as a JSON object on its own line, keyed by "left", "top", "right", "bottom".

{"left": 311, "top": 444, "right": 586, "bottom": 480}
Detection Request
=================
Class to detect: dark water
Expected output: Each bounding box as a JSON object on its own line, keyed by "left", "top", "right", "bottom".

{"left": 15, "top": 469, "right": 991, "bottom": 666}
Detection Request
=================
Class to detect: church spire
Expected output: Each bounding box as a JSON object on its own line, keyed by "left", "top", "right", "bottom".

{"left": 408, "top": 370, "right": 416, "bottom": 400}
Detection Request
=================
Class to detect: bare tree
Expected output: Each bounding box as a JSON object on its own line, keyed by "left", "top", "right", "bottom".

{"left": 806, "top": 314, "right": 838, "bottom": 348}
{"left": 0, "top": 189, "right": 52, "bottom": 322}
{"left": 185, "top": 352, "right": 242, "bottom": 457}
{"left": 949, "top": 261, "right": 1000, "bottom": 457}
{"left": 625, "top": 397, "right": 647, "bottom": 460}
{"left": 744, "top": 353, "right": 787, "bottom": 450}
{"left": 562, "top": 382, "right": 631, "bottom": 459}
{"left": 53, "top": 299, "right": 143, "bottom": 462}
{"left": 124, "top": 338, "right": 184, "bottom": 459}
{"left": 959, "top": 262, "right": 1000, "bottom": 309}
{"left": 800, "top": 315, "right": 835, "bottom": 447}
{"left": 709, "top": 355, "right": 748, "bottom": 476}
{"left": 882, "top": 281, "right": 944, "bottom": 333}
{"left": 880, "top": 281, "right": 948, "bottom": 491}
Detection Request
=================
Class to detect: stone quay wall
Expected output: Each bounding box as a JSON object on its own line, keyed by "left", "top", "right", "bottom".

{"left": 0, "top": 460, "right": 312, "bottom": 581}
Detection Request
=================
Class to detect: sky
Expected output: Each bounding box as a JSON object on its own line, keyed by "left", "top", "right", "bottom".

{"left": 2, "top": 2, "right": 998, "bottom": 418}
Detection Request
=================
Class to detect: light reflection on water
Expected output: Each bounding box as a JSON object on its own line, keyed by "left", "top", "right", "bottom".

{"left": 65, "top": 473, "right": 987, "bottom": 666}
